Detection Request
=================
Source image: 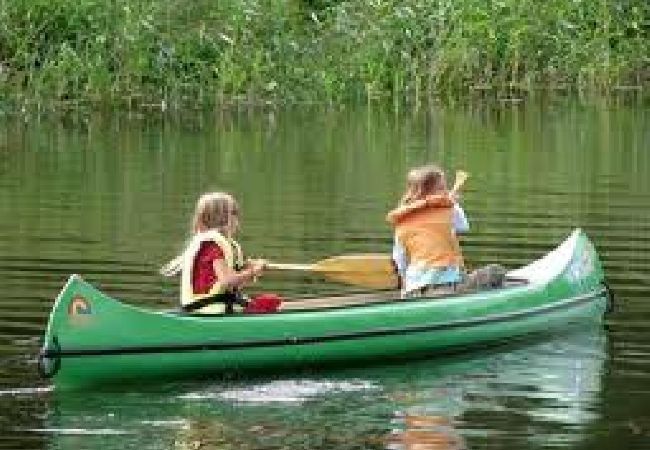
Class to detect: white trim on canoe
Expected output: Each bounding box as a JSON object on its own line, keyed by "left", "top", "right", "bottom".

{"left": 507, "top": 229, "right": 579, "bottom": 284}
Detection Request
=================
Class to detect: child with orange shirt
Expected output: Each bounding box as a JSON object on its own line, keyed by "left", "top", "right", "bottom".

{"left": 387, "top": 165, "right": 469, "bottom": 297}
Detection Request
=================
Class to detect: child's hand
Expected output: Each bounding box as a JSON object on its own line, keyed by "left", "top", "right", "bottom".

{"left": 246, "top": 258, "right": 267, "bottom": 277}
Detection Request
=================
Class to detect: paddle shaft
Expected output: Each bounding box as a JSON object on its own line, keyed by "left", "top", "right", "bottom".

{"left": 451, "top": 170, "right": 468, "bottom": 195}
{"left": 267, "top": 262, "right": 313, "bottom": 271}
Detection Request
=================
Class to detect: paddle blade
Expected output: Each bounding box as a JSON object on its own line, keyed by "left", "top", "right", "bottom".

{"left": 452, "top": 170, "right": 469, "bottom": 193}
{"left": 312, "top": 254, "right": 397, "bottom": 289}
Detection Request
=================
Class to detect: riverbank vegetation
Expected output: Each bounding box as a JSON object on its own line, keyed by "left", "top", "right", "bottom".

{"left": 0, "top": 0, "right": 647, "bottom": 111}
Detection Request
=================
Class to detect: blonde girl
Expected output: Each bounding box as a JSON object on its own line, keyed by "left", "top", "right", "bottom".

{"left": 386, "top": 165, "right": 469, "bottom": 297}
{"left": 161, "top": 192, "right": 265, "bottom": 314}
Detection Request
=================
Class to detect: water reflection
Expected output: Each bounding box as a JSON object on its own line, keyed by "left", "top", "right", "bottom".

{"left": 386, "top": 414, "right": 466, "bottom": 450}
{"left": 180, "top": 379, "right": 380, "bottom": 404}
{"left": 2, "top": 102, "right": 646, "bottom": 449}
{"left": 376, "top": 326, "right": 605, "bottom": 449}
{"left": 31, "top": 326, "right": 604, "bottom": 450}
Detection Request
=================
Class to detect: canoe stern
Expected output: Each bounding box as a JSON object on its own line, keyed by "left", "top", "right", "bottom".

{"left": 508, "top": 228, "right": 604, "bottom": 296}
{"left": 556, "top": 229, "right": 605, "bottom": 298}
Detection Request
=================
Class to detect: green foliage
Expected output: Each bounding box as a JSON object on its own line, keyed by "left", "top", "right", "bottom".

{"left": 0, "top": 0, "right": 647, "bottom": 110}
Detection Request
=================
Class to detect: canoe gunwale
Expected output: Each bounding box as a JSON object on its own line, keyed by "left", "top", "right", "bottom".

{"left": 41, "top": 285, "right": 607, "bottom": 360}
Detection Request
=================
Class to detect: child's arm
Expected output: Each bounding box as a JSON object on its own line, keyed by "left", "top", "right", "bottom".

{"left": 452, "top": 203, "right": 469, "bottom": 233}
{"left": 392, "top": 237, "right": 407, "bottom": 279}
{"left": 213, "top": 259, "right": 264, "bottom": 289}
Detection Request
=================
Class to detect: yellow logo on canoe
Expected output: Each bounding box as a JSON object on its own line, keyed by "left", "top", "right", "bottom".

{"left": 68, "top": 296, "right": 92, "bottom": 316}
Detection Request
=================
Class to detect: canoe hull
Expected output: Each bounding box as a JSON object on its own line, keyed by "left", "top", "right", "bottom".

{"left": 49, "top": 294, "right": 606, "bottom": 389}
{"left": 40, "top": 229, "right": 608, "bottom": 390}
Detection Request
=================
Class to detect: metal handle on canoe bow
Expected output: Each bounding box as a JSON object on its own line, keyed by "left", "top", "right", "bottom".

{"left": 37, "top": 336, "right": 61, "bottom": 379}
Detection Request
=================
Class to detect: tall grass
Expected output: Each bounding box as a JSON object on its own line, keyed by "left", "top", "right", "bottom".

{"left": 0, "top": 0, "right": 647, "bottom": 111}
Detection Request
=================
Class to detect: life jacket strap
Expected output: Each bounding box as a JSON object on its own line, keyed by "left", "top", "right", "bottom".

{"left": 181, "top": 291, "right": 246, "bottom": 314}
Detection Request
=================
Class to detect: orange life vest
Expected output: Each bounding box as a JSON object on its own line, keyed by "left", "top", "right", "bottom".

{"left": 386, "top": 193, "right": 464, "bottom": 269}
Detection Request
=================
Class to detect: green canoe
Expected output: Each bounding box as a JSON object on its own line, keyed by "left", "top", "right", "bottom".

{"left": 39, "top": 229, "right": 609, "bottom": 390}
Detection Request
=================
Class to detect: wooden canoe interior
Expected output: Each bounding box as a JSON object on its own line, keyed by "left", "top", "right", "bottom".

{"left": 281, "top": 277, "right": 529, "bottom": 311}
{"left": 171, "top": 278, "right": 530, "bottom": 315}
{"left": 282, "top": 290, "right": 402, "bottom": 310}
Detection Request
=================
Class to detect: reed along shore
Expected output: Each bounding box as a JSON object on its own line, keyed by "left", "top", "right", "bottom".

{"left": 0, "top": 0, "right": 647, "bottom": 111}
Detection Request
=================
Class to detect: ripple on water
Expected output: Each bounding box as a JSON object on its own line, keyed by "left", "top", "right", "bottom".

{"left": 14, "top": 427, "right": 131, "bottom": 436}
{"left": 179, "top": 379, "right": 380, "bottom": 404}
{"left": 0, "top": 386, "right": 52, "bottom": 396}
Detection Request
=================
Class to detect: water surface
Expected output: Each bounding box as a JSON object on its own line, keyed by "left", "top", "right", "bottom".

{"left": 0, "top": 100, "right": 648, "bottom": 449}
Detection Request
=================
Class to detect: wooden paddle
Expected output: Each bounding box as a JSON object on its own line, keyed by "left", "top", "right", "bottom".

{"left": 268, "top": 170, "right": 469, "bottom": 289}
{"left": 450, "top": 170, "right": 469, "bottom": 195}
{"left": 267, "top": 255, "right": 397, "bottom": 289}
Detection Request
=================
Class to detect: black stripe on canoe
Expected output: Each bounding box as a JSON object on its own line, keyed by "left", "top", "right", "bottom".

{"left": 42, "top": 287, "right": 606, "bottom": 358}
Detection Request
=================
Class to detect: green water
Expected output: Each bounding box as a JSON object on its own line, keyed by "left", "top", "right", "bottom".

{"left": 1, "top": 100, "right": 649, "bottom": 449}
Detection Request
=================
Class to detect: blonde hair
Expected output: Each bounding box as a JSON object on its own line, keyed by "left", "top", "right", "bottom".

{"left": 160, "top": 192, "right": 239, "bottom": 276}
{"left": 400, "top": 165, "right": 447, "bottom": 205}
{"left": 190, "top": 192, "right": 239, "bottom": 234}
